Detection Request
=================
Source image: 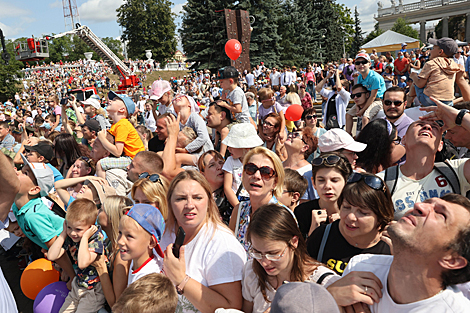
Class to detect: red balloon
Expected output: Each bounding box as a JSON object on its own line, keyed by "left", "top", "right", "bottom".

{"left": 285, "top": 104, "right": 304, "bottom": 121}
{"left": 225, "top": 39, "right": 242, "bottom": 60}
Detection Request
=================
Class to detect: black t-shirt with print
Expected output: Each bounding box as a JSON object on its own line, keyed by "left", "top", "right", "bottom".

{"left": 307, "top": 220, "right": 391, "bottom": 275}
{"left": 294, "top": 199, "right": 321, "bottom": 240}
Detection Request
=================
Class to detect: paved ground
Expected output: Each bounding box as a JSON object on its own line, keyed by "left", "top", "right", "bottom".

{"left": 1, "top": 245, "right": 34, "bottom": 313}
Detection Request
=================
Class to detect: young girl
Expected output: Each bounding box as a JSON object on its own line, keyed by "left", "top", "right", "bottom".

{"left": 222, "top": 123, "right": 264, "bottom": 207}
{"left": 294, "top": 152, "right": 352, "bottom": 239}
{"left": 242, "top": 204, "right": 338, "bottom": 313}
{"left": 65, "top": 156, "right": 96, "bottom": 198}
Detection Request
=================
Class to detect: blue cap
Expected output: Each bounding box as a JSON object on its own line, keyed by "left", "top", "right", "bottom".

{"left": 108, "top": 91, "right": 135, "bottom": 115}
{"left": 126, "top": 204, "right": 165, "bottom": 257}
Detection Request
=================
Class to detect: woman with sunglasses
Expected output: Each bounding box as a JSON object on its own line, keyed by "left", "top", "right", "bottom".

{"left": 131, "top": 172, "right": 169, "bottom": 219}
{"left": 301, "top": 108, "right": 326, "bottom": 161}
{"left": 282, "top": 127, "right": 317, "bottom": 176}
{"left": 295, "top": 153, "right": 352, "bottom": 239}
{"left": 242, "top": 203, "right": 338, "bottom": 313}
{"left": 229, "top": 146, "right": 287, "bottom": 253}
{"left": 298, "top": 82, "right": 313, "bottom": 110}
{"left": 261, "top": 113, "right": 285, "bottom": 156}
{"left": 355, "top": 119, "right": 405, "bottom": 174}
{"left": 307, "top": 172, "right": 394, "bottom": 275}
{"left": 162, "top": 170, "right": 246, "bottom": 313}
{"left": 257, "top": 88, "right": 286, "bottom": 143}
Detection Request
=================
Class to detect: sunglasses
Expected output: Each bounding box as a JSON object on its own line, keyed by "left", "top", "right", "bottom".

{"left": 393, "top": 136, "right": 401, "bottom": 145}
{"left": 244, "top": 163, "right": 276, "bottom": 180}
{"left": 305, "top": 115, "right": 316, "bottom": 120}
{"left": 384, "top": 100, "right": 404, "bottom": 106}
{"left": 354, "top": 60, "right": 369, "bottom": 66}
{"left": 79, "top": 156, "right": 92, "bottom": 164}
{"left": 263, "top": 120, "right": 275, "bottom": 127}
{"left": 347, "top": 172, "right": 386, "bottom": 192}
{"left": 312, "top": 155, "right": 341, "bottom": 166}
{"left": 287, "top": 132, "right": 307, "bottom": 144}
{"left": 350, "top": 92, "right": 367, "bottom": 99}
{"left": 138, "top": 172, "right": 161, "bottom": 183}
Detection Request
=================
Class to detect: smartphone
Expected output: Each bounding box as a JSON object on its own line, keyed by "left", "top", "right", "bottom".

{"left": 172, "top": 226, "right": 186, "bottom": 258}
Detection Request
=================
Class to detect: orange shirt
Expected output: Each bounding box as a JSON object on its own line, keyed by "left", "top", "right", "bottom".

{"left": 108, "top": 118, "right": 145, "bottom": 158}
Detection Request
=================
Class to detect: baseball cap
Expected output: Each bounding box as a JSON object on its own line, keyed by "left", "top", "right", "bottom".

{"left": 79, "top": 119, "right": 101, "bottom": 133}
{"left": 271, "top": 282, "right": 340, "bottom": 313}
{"left": 126, "top": 204, "right": 165, "bottom": 258}
{"left": 20, "top": 153, "right": 54, "bottom": 197}
{"left": 428, "top": 37, "right": 458, "bottom": 57}
{"left": 222, "top": 123, "right": 263, "bottom": 148}
{"left": 108, "top": 91, "right": 135, "bottom": 115}
{"left": 24, "top": 141, "right": 54, "bottom": 161}
{"left": 318, "top": 128, "right": 367, "bottom": 153}
{"left": 400, "top": 76, "right": 406, "bottom": 80}
{"left": 217, "top": 66, "right": 239, "bottom": 80}
{"left": 354, "top": 52, "right": 370, "bottom": 62}
{"left": 148, "top": 80, "right": 171, "bottom": 101}
{"left": 84, "top": 179, "right": 116, "bottom": 207}
{"left": 80, "top": 97, "right": 101, "bottom": 110}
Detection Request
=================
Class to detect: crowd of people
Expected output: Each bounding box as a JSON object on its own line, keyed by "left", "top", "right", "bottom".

{"left": 1, "top": 37, "right": 470, "bottom": 313}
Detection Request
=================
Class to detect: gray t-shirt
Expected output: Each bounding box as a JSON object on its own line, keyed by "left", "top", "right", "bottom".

{"left": 227, "top": 86, "right": 251, "bottom": 123}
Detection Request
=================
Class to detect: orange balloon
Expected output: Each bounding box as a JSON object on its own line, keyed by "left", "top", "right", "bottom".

{"left": 21, "top": 258, "right": 60, "bottom": 300}
{"left": 225, "top": 39, "right": 242, "bottom": 60}
{"left": 285, "top": 104, "right": 304, "bottom": 121}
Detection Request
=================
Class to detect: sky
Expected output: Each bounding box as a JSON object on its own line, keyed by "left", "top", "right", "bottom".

{"left": 0, "top": 0, "right": 424, "bottom": 49}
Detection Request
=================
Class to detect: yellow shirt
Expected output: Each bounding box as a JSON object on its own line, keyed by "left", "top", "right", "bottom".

{"left": 108, "top": 119, "right": 145, "bottom": 158}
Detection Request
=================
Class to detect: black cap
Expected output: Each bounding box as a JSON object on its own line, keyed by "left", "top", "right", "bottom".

{"left": 79, "top": 119, "right": 101, "bottom": 133}
{"left": 428, "top": 37, "right": 458, "bottom": 57}
{"left": 24, "top": 141, "right": 54, "bottom": 161}
{"left": 217, "top": 66, "right": 239, "bottom": 79}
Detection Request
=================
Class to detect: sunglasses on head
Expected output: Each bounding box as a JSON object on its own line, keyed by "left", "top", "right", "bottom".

{"left": 311, "top": 155, "right": 341, "bottom": 166}
{"left": 347, "top": 172, "right": 386, "bottom": 192}
{"left": 354, "top": 60, "right": 369, "bottom": 66}
{"left": 350, "top": 91, "right": 367, "bottom": 99}
{"left": 384, "top": 100, "right": 404, "bottom": 106}
{"left": 139, "top": 172, "right": 161, "bottom": 183}
{"left": 244, "top": 163, "right": 276, "bottom": 180}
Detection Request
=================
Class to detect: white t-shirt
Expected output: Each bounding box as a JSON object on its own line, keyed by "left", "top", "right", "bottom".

{"left": 376, "top": 159, "right": 470, "bottom": 220}
{"left": 0, "top": 267, "right": 18, "bottom": 313}
{"left": 344, "top": 254, "right": 470, "bottom": 313}
{"left": 246, "top": 73, "right": 255, "bottom": 87}
{"left": 160, "top": 224, "right": 247, "bottom": 313}
{"left": 144, "top": 110, "right": 157, "bottom": 132}
{"left": 295, "top": 164, "right": 312, "bottom": 176}
{"left": 227, "top": 87, "right": 251, "bottom": 123}
{"left": 222, "top": 156, "right": 249, "bottom": 197}
{"left": 270, "top": 72, "right": 281, "bottom": 86}
{"left": 128, "top": 255, "right": 162, "bottom": 285}
{"left": 242, "top": 259, "right": 339, "bottom": 313}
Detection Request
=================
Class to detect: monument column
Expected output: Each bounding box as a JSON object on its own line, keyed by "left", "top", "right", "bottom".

{"left": 442, "top": 16, "right": 449, "bottom": 37}
{"left": 467, "top": 13, "right": 470, "bottom": 42}
{"left": 420, "top": 20, "right": 426, "bottom": 43}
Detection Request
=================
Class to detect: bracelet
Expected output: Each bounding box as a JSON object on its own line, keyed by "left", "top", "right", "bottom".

{"left": 455, "top": 109, "right": 468, "bottom": 126}
{"left": 176, "top": 275, "right": 190, "bottom": 295}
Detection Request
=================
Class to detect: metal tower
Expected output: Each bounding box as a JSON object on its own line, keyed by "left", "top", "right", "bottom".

{"left": 63, "top": 0, "right": 81, "bottom": 31}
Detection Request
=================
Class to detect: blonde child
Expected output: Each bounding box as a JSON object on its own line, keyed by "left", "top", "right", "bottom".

{"left": 96, "top": 91, "right": 145, "bottom": 178}
{"left": 48, "top": 198, "right": 106, "bottom": 313}
{"left": 117, "top": 203, "right": 166, "bottom": 285}
{"left": 222, "top": 123, "right": 264, "bottom": 207}
{"left": 217, "top": 66, "right": 257, "bottom": 127}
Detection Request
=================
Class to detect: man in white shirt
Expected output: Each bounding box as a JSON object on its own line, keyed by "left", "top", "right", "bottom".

{"left": 246, "top": 70, "right": 255, "bottom": 87}
{"left": 344, "top": 193, "right": 470, "bottom": 313}
{"left": 270, "top": 67, "right": 281, "bottom": 87}
{"left": 454, "top": 49, "right": 467, "bottom": 67}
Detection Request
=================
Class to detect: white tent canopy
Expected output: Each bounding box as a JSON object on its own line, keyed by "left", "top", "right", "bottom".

{"left": 361, "top": 30, "right": 420, "bottom": 53}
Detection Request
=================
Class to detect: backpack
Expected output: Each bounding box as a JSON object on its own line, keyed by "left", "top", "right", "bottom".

{"left": 384, "top": 160, "right": 469, "bottom": 198}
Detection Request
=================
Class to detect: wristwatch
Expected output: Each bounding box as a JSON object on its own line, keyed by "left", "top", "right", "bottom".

{"left": 176, "top": 275, "right": 190, "bottom": 295}
{"left": 455, "top": 109, "right": 469, "bottom": 126}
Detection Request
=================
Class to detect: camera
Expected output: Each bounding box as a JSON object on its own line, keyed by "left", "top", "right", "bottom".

{"left": 60, "top": 96, "right": 70, "bottom": 106}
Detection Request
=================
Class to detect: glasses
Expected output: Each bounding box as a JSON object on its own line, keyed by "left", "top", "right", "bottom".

{"left": 347, "top": 172, "right": 386, "bottom": 192}
{"left": 354, "top": 60, "right": 369, "bottom": 66}
{"left": 393, "top": 136, "right": 401, "bottom": 145}
{"left": 244, "top": 163, "right": 276, "bottom": 180}
{"left": 249, "top": 245, "right": 288, "bottom": 261}
{"left": 139, "top": 172, "right": 161, "bottom": 183}
{"left": 312, "top": 155, "right": 341, "bottom": 166}
{"left": 384, "top": 100, "right": 404, "bottom": 107}
{"left": 305, "top": 115, "right": 316, "bottom": 120}
{"left": 287, "top": 132, "right": 307, "bottom": 145}
{"left": 263, "top": 120, "right": 275, "bottom": 128}
{"left": 350, "top": 92, "right": 367, "bottom": 99}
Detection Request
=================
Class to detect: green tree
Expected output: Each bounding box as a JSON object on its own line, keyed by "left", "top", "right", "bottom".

{"left": 0, "top": 40, "right": 22, "bottom": 102}
{"left": 237, "top": 0, "right": 282, "bottom": 68}
{"left": 434, "top": 15, "right": 465, "bottom": 39}
{"left": 333, "top": 3, "right": 355, "bottom": 58}
{"left": 391, "top": 18, "right": 419, "bottom": 40}
{"left": 101, "top": 37, "right": 124, "bottom": 60}
{"left": 180, "top": 0, "right": 234, "bottom": 70}
{"left": 45, "top": 35, "right": 73, "bottom": 63}
{"left": 364, "top": 22, "right": 384, "bottom": 44}
{"left": 350, "top": 6, "right": 364, "bottom": 55}
{"left": 117, "top": 0, "right": 177, "bottom": 64}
